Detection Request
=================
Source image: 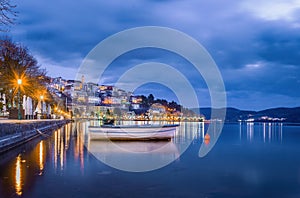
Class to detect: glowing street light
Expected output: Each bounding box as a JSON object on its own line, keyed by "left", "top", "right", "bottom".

{"left": 17, "top": 78, "right": 22, "bottom": 120}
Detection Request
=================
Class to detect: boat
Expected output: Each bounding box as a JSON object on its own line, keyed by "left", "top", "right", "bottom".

{"left": 102, "top": 117, "right": 115, "bottom": 125}
{"left": 88, "top": 124, "right": 179, "bottom": 141}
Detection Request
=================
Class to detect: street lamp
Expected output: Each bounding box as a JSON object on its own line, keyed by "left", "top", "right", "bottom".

{"left": 17, "top": 79, "right": 22, "bottom": 120}
{"left": 40, "top": 95, "right": 44, "bottom": 118}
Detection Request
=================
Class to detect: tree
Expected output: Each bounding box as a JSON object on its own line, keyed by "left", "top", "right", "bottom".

{"left": 147, "top": 94, "right": 154, "bottom": 105}
{"left": 0, "top": 39, "right": 48, "bottom": 107}
{"left": 0, "top": 0, "right": 17, "bottom": 31}
{"left": 140, "top": 95, "right": 148, "bottom": 107}
{"left": 155, "top": 98, "right": 168, "bottom": 107}
{"left": 168, "top": 100, "right": 182, "bottom": 112}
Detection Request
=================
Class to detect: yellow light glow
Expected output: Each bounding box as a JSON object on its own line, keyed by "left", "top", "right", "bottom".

{"left": 60, "top": 137, "right": 64, "bottom": 170}
{"left": 17, "top": 79, "right": 22, "bottom": 85}
{"left": 39, "top": 141, "right": 44, "bottom": 172}
{"left": 40, "top": 95, "right": 44, "bottom": 100}
{"left": 54, "top": 131, "right": 57, "bottom": 170}
{"left": 15, "top": 155, "right": 22, "bottom": 196}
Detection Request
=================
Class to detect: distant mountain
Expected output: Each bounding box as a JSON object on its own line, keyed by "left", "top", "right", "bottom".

{"left": 192, "top": 107, "right": 300, "bottom": 123}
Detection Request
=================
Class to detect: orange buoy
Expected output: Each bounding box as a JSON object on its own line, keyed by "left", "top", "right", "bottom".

{"left": 204, "top": 133, "right": 210, "bottom": 145}
{"left": 204, "top": 133, "right": 210, "bottom": 140}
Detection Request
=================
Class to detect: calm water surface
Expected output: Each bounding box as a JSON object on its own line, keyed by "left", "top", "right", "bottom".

{"left": 0, "top": 121, "right": 300, "bottom": 198}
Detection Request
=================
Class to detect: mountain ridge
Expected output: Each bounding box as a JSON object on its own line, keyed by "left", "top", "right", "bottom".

{"left": 192, "top": 106, "right": 300, "bottom": 123}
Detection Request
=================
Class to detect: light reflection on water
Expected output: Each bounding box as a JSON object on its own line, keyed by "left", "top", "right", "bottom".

{"left": 239, "top": 122, "right": 283, "bottom": 143}
{"left": 39, "top": 141, "right": 44, "bottom": 174}
{"left": 15, "top": 155, "right": 22, "bottom": 196}
{"left": 0, "top": 121, "right": 300, "bottom": 197}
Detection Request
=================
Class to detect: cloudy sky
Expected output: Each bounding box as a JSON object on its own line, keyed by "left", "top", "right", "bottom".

{"left": 6, "top": 0, "right": 300, "bottom": 110}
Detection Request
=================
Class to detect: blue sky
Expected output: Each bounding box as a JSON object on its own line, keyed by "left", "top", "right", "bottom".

{"left": 6, "top": 0, "right": 300, "bottom": 110}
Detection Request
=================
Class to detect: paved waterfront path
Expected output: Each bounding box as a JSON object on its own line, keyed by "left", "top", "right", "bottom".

{"left": 0, "top": 118, "right": 71, "bottom": 153}
{"left": 0, "top": 118, "right": 63, "bottom": 124}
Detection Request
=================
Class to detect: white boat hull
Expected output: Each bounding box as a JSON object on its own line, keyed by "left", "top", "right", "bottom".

{"left": 88, "top": 125, "right": 178, "bottom": 140}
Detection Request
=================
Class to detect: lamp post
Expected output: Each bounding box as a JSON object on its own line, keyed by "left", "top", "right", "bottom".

{"left": 17, "top": 79, "right": 22, "bottom": 120}
{"left": 40, "top": 95, "right": 44, "bottom": 119}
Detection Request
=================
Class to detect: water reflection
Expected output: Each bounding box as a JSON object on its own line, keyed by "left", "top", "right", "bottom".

{"left": 75, "top": 122, "right": 85, "bottom": 174}
{"left": 15, "top": 154, "right": 22, "bottom": 196}
{"left": 247, "top": 122, "right": 254, "bottom": 142}
{"left": 53, "top": 128, "right": 65, "bottom": 171}
{"left": 0, "top": 123, "right": 89, "bottom": 197}
{"left": 54, "top": 130, "right": 57, "bottom": 170}
{"left": 2, "top": 121, "right": 215, "bottom": 196}
{"left": 240, "top": 122, "right": 283, "bottom": 143}
{"left": 174, "top": 122, "right": 203, "bottom": 143}
{"left": 88, "top": 140, "right": 180, "bottom": 172}
{"left": 52, "top": 124, "right": 84, "bottom": 172}
{"left": 1, "top": 121, "right": 299, "bottom": 197}
{"left": 13, "top": 141, "right": 45, "bottom": 196}
{"left": 39, "top": 141, "right": 44, "bottom": 174}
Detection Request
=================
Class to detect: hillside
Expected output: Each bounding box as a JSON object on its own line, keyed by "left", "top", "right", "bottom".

{"left": 192, "top": 107, "right": 300, "bottom": 123}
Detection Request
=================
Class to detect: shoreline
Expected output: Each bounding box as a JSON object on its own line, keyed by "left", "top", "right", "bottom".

{"left": 0, "top": 119, "right": 71, "bottom": 154}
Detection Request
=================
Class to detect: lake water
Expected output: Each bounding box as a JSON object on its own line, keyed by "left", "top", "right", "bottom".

{"left": 1, "top": 121, "right": 300, "bottom": 198}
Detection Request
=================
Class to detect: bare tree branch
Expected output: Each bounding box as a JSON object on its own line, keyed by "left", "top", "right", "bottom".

{"left": 0, "top": 0, "right": 17, "bottom": 31}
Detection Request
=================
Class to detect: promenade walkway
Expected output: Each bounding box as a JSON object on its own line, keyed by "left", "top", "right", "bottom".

{"left": 0, "top": 118, "right": 70, "bottom": 153}
{"left": 0, "top": 118, "right": 63, "bottom": 124}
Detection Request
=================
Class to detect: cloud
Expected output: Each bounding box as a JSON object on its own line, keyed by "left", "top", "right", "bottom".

{"left": 245, "top": 62, "right": 265, "bottom": 69}
{"left": 256, "top": 26, "right": 300, "bottom": 66}
{"left": 223, "top": 60, "right": 300, "bottom": 100}
{"left": 240, "top": 0, "right": 300, "bottom": 21}
{"left": 35, "top": 54, "right": 80, "bottom": 80}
